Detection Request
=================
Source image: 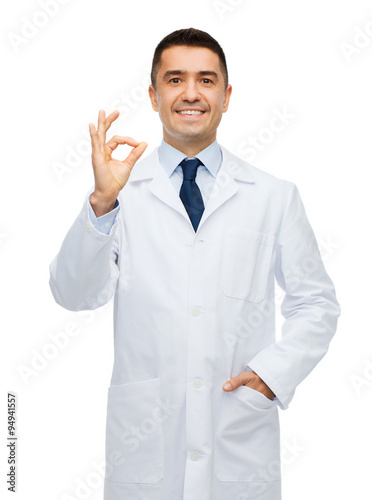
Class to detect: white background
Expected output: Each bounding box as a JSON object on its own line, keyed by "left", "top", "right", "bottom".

{"left": 1, "top": 0, "right": 371, "bottom": 498}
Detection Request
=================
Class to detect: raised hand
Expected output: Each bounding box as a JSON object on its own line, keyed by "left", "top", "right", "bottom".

{"left": 88, "top": 109, "right": 148, "bottom": 216}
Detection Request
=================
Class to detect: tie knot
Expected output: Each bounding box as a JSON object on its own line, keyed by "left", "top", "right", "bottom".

{"left": 179, "top": 157, "right": 203, "bottom": 181}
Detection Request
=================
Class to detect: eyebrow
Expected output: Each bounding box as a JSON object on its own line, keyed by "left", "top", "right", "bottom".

{"left": 162, "top": 70, "right": 219, "bottom": 81}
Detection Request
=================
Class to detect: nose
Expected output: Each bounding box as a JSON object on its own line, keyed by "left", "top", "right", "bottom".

{"left": 181, "top": 80, "right": 200, "bottom": 102}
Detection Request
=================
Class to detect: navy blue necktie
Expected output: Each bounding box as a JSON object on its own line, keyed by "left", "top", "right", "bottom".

{"left": 179, "top": 157, "right": 205, "bottom": 232}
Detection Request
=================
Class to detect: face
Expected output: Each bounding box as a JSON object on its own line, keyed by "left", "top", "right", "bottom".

{"left": 149, "top": 45, "right": 232, "bottom": 152}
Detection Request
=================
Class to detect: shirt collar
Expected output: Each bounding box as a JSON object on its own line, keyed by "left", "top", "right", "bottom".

{"left": 158, "top": 138, "right": 222, "bottom": 178}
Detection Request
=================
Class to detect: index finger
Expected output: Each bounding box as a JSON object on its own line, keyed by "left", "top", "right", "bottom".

{"left": 105, "top": 135, "right": 142, "bottom": 153}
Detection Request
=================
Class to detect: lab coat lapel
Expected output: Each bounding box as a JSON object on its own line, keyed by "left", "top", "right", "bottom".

{"left": 199, "top": 145, "right": 256, "bottom": 229}
{"left": 130, "top": 148, "right": 189, "bottom": 223}
{"left": 129, "top": 145, "right": 256, "bottom": 230}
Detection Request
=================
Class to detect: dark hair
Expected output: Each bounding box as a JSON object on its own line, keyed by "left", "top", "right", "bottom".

{"left": 151, "top": 28, "right": 229, "bottom": 89}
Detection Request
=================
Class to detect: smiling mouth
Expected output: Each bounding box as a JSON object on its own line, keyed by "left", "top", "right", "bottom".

{"left": 176, "top": 110, "right": 206, "bottom": 115}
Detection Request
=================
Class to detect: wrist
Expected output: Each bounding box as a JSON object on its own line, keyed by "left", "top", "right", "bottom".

{"left": 90, "top": 191, "right": 117, "bottom": 217}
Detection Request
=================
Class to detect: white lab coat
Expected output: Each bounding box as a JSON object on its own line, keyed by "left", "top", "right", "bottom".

{"left": 49, "top": 145, "right": 341, "bottom": 500}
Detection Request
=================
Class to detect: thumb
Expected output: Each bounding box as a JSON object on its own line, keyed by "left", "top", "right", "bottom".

{"left": 123, "top": 141, "right": 148, "bottom": 170}
{"left": 222, "top": 373, "right": 249, "bottom": 392}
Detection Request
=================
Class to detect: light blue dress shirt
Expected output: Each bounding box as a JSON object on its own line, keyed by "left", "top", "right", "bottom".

{"left": 88, "top": 139, "right": 223, "bottom": 234}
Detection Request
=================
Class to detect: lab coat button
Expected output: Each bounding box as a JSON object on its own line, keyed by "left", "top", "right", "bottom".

{"left": 191, "top": 307, "right": 200, "bottom": 316}
{"left": 186, "top": 239, "right": 193, "bottom": 246}
{"left": 193, "top": 379, "right": 202, "bottom": 389}
{"left": 190, "top": 451, "right": 200, "bottom": 461}
{"left": 85, "top": 222, "right": 92, "bottom": 232}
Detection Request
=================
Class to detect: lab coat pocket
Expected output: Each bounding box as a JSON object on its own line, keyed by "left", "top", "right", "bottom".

{"left": 221, "top": 228, "right": 274, "bottom": 303}
{"left": 105, "top": 377, "right": 164, "bottom": 484}
{"left": 214, "top": 385, "right": 280, "bottom": 483}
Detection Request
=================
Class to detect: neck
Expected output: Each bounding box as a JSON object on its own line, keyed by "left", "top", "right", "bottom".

{"left": 163, "top": 132, "right": 216, "bottom": 158}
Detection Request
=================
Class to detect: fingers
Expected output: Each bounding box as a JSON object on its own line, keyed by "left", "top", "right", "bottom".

{"left": 105, "top": 135, "right": 148, "bottom": 169}
{"left": 88, "top": 122, "right": 99, "bottom": 152}
{"left": 105, "top": 135, "right": 142, "bottom": 153}
{"left": 89, "top": 109, "right": 120, "bottom": 151}
{"left": 88, "top": 110, "right": 147, "bottom": 171}
{"left": 103, "top": 109, "right": 120, "bottom": 133}
{"left": 97, "top": 109, "right": 106, "bottom": 146}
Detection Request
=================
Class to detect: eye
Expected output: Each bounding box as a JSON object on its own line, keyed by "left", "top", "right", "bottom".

{"left": 202, "top": 78, "right": 212, "bottom": 84}
{"left": 170, "top": 78, "right": 181, "bottom": 84}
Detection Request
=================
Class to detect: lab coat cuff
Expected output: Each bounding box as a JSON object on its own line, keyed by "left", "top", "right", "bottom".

{"left": 86, "top": 190, "right": 120, "bottom": 236}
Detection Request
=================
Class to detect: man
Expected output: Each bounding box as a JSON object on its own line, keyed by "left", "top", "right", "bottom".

{"left": 49, "top": 28, "right": 341, "bottom": 500}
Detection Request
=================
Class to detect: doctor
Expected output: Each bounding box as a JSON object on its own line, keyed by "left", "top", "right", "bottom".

{"left": 49, "top": 28, "right": 341, "bottom": 500}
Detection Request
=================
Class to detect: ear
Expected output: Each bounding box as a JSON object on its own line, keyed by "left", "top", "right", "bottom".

{"left": 149, "top": 84, "right": 159, "bottom": 112}
{"left": 222, "top": 84, "right": 232, "bottom": 113}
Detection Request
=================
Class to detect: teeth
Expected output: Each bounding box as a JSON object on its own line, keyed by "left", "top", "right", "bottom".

{"left": 178, "top": 110, "right": 204, "bottom": 115}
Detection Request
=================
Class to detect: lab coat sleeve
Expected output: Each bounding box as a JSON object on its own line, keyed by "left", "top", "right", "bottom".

{"left": 88, "top": 198, "right": 119, "bottom": 235}
{"left": 49, "top": 191, "right": 121, "bottom": 311}
{"left": 245, "top": 182, "right": 341, "bottom": 410}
